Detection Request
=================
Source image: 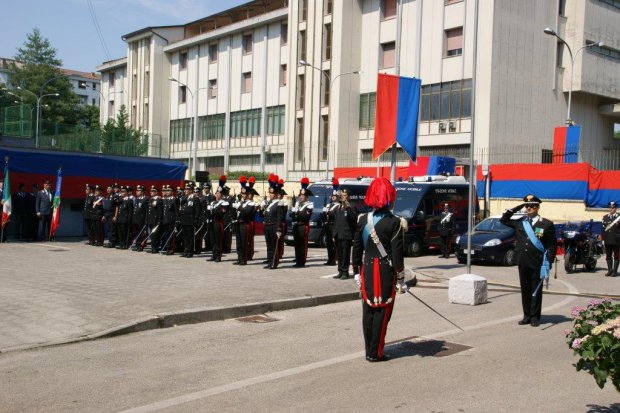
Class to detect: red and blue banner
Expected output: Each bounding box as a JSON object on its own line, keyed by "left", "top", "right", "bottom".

{"left": 373, "top": 74, "right": 421, "bottom": 161}
{"left": 553, "top": 125, "right": 580, "bottom": 163}
{"left": 50, "top": 168, "right": 62, "bottom": 239}
{"left": 587, "top": 169, "right": 620, "bottom": 208}
{"left": 1, "top": 159, "right": 11, "bottom": 228}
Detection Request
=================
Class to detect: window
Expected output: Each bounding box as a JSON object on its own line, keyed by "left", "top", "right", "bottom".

{"left": 381, "top": 0, "right": 397, "bottom": 19}
{"left": 299, "top": 0, "right": 308, "bottom": 22}
{"left": 242, "top": 33, "right": 253, "bottom": 54}
{"left": 297, "top": 74, "right": 305, "bottom": 110}
{"left": 281, "top": 23, "right": 288, "bottom": 45}
{"left": 143, "top": 103, "right": 149, "bottom": 129}
{"left": 170, "top": 118, "right": 192, "bottom": 144}
{"left": 445, "top": 27, "right": 463, "bottom": 57}
{"left": 179, "top": 51, "right": 188, "bottom": 69}
{"left": 108, "top": 100, "right": 115, "bottom": 119}
{"left": 296, "top": 118, "right": 304, "bottom": 161}
{"left": 420, "top": 79, "right": 472, "bottom": 121}
{"left": 144, "top": 71, "right": 150, "bottom": 97}
{"left": 242, "top": 72, "right": 252, "bottom": 93}
{"left": 230, "top": 109, "right": 262, "bottom": 137}
{"left": 78, "top": 81, "right": 87, "bottom": 89}
{"left": 267, "top": 105, "right": 286, "bottom": 135}
{"left": 298, "top": 30, "right": 307, "bottom": 61}
{"left": 209, "top": 79, "right": 217, "bottom": 99}
{"left": 322, "top": 24, "right": 332, "bottom": 61}
{"left": 558, "top": 0, "right": 566, "bottom": 15}
{"left": 589, "top": 41, "right": 620, "bottom": 62}
{"left": 92, "top": 98, "right": 96, "bottom": 105}
{"left": 445, "top": 0, "right": 463, "bottom": 4}
{"left": 92, "top": 83, "right": 97, "bottom": 90}
{"left": 320, "top": 114, "right": 329, "bottom": 160}
{"left": 179, "top": 85, "right": 187, "bottom": 104}
{"left": 280, "top": 64, "right": 288, "bottom": 86}
{"left": 108, "top": 72, "right": 115, "bottom": 87}
{"left": 324, "top": 0, "right": 333, "bottom": 15}
{"left": 596, "top": 0, "right": 620, "bottom": 9}
{"left": 556, "top": 42, "right": 564, "bottom": 68}
{"left": 542, "top": 149, "right": 553, "bottom": 164}
{"left": 359, "top": 92, "right": 376, "bottom": 130}
{"left": 208, "top": 43, "right": 218, "bottom": 63}
{"left": 132, "top": 74, "right": 137, "bottom": 100}
{"left": 230, "top": 154, "right": 261, "bottom": 167}
{"left": 198, "top": 113, "right": 225, "bottom": 140}
{"left": 361, "top": 148, "right": 408, "bottom": 162}
{"left": 144, "top": 41, "right": 151, "bottom": 65}
{"left": 322, "top": 70, "right": 330, "bottom": 106}
{"left": 380, "top": 42, "right": 395, "bottom": 68}
{"left": 266, "top": 153, "right": 284, "bottom": 164}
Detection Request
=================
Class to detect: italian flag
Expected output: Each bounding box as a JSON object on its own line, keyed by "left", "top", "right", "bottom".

{"left": 1, "top": 161, "right": 10, "bottom": 228}
{"left": 50, "top": 168, "right": 62, "bottom": 239}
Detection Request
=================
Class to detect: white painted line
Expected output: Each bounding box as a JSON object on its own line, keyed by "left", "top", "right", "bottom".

{"left": 33, "top": 243, "right": 71, "bottom": 250}
{"left": 320, "top": 273, "right": 343, "bottom": 279}
{"left": 118, "top": 279, "right": 579, "bottom": 413}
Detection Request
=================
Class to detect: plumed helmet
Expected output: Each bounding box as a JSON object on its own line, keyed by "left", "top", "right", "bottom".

{"left": 219, "top": 175, "right": 227, "bottom": 189}
{"left": 248, "top": 176, "right": 256, "bottom": 189}
{"left": 239, "top": 175, "right": 247, "bottom": 188}
{"left": 332, "top": 177, "right": 340, "bottom": 196}
{"left": 365, "top": 177, "right": 396, "bottom": 209}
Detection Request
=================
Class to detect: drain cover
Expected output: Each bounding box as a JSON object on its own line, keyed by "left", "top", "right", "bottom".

{"left": 235, "top": 314, "right": 279, "bottom": 323}
{"left": 388, "top": 337, "right": 471, "bottom": 358}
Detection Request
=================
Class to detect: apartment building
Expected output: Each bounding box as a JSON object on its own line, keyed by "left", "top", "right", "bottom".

{"left": 97, "top": 0, "right": 620, "bottom": 177}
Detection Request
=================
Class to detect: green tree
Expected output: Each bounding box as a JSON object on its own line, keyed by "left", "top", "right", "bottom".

{"left": 9, "top": 28, "right": 78, "bottom": 129}
{"left": 100, "top": 105, "right": 148, "bottom": 156}
{"left": 615, "top": 130, "right": 620, "bottom": 140}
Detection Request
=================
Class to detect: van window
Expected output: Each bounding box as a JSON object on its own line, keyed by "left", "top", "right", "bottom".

{"left": 307, "top": 184, "right": 331, "bottom": 208}
{"left": 431, "top": 186, "right": 469, "bottom": 218}
{"left": 394, "top": 186, "right": 425, "bottom": 218}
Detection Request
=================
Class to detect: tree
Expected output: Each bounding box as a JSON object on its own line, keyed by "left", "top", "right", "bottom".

{"left": 9, "top": 28, "right": 78, "bottom": 129}
{"left": 100, "top": 105, "right": 148, "bottom": 156}
{"left": 615, "top": 130, "right": 620, "bottom": 140}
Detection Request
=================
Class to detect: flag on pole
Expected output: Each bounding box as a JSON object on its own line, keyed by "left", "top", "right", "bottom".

{"left": 1, "top": 159, "right": 11, "bottom": 229}
{"left": 50, "top": 167, "right": 63, "bottom": 239}
{"left": 552, "top": 125, "right": 580, "bottom": 164}
{"left": 373, "top": 74, "right": 422, "bottom": 161}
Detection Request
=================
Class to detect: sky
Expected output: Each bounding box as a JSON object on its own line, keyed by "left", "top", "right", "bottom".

{"left": 0, "top": 0, "right": 249, "bottom": 73}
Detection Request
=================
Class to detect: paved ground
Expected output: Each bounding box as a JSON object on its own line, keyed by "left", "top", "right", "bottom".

{"left": 0, "top": 239, "right": 617, "bottom": 352}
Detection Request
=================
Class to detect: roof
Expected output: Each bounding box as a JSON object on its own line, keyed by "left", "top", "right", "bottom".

{"left": 122, "top": 25, "right": 183, "bottom": 41}
{"left": 60, "top": 69, "right": 100, "bottom": 80}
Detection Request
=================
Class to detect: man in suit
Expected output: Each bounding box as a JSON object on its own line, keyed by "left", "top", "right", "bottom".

{"left": 438, "top": 203, "right": 456, "bottom": 258}
{"left": 36, "top": 180, "right": 54, "bottom": 241}
{"left": 501, "top": 194, "right": 556, "bottom": 327}
{"left": 602, "top": 201, "right": 620, "bottom": 277}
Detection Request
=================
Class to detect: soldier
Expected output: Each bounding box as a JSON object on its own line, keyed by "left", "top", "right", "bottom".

{"left": 208, "top": 179, "right": 230, "bottom": 262}
{"left": 146, "top": 186, "right": 163, "bottom": 253}
{"left": 352, "top": 177, "right": 406, "bottom": 362}
{"left": 116, "top": 186, "right": 134, "bottom": 249}
{"left": 131, "top": 185, "right": 149, "bottom": 250}
{"left": 104, "top": 183, "right": 121, "bottom": 248}
{"left": 161, "top": 185, "right": 178, "bottom": 255}
{"left": 178, "top": 184, "right": 200, "bottom": 258}
{"left": 218, "top": 176, "right": 234, "bottom": 254}
{"left": 102, "top": 185, "right": 114, "bottom": 245}
{"left": 501, "top": 194, "right": 556, "bottom": 327}
{"left": 276, "top": 178, "right": 288, "bottom": 263}
{"left": 246, "top": 177, "right": 258, "bottom": 260}
{"left": 83, "top": 184, "right": 95, "bottom": 245}
{"left": 438, "top": 203, "right": 456, "bottom": 258}
{"left": 261, "top": 179, "right": 284, "bottom": 269}
{"left": 333, "top": 189, "right": 358, "bottom": 279}
{"left": 234, "top": 177, "right": 258, "bottom": 265}
{"left": 91, "top": 185, "right": 105, "bottom": 246}
{"left": 290, "top": 177, "right": 314, "bottom": 267}
{"left": 201, "top": 183, "right": 215, "bottom": 252}
{"left": 323, "top": 178, "right": 340, "bottom": 266}
{"left": 191, "top": 185, "right": 205, "bottom": 254}
{"left": 602, "top": 201, "right": 620, "bottom": 277}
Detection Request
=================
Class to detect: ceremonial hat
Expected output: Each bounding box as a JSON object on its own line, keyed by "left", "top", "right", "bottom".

{"left": 239, "top": 175, "right": 248, "bottom": 189}
{"left": 176, "top": 186, "right": 182, "bottom": 191}
{"left": 248, "top": 176, "right": 256, "bottom": 190}
{"left": 332, "top": 178, "right": 340, "bottom": 196}
{"left": 94, "top": 184, "right": 102, "bottom": 191}
{"left": 299, "top": 177, "right": 313, "bottom": 197}
{"left": 184, "top": 183, "right": 193, "bottom": 190}
{"left": 523, "top": 194, "right": 542, "bottom": 205}
{"left": 150, "top": 185, "right": 158, "bottom": 192}
{"left": 43, "top": 180, "right": 50, "bottom": 184}
{"left": 609, "top": 201, "right": 617, "bottom": 208}
{"left": 113, "top": 182, "right": 120, "bottom": 189}
{"left": 120, "top": 186, "right": 128, "bottom": 192}
{"left": 85, "top": 183, "right": 93, "bottom": 190}
{"left": 204, "top": 182, "right": 212, "bottom": 189}
{"left": 163, "top": 185, "right": 172, "bottom": 191}
{"left": 136, "top": 185, "right": 145, "bottom": 191}
{"left": 364, "top": 177, "right": 396, "bottom": 209}
{"left": 126, "top": 185, "right": 133, "bottom": 191}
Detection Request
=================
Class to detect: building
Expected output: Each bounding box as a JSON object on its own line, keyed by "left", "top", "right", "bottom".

{"left": 97, "top": 0, "right": 620, "bottom": 179}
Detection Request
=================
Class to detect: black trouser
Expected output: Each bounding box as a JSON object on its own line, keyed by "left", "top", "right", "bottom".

{"left": 440, "top": 234, "right": 451, "bottom": 257}
{"left": 149, "top": 225, "right": 162, "bottom": 252}
{"left": 236, "top": 222, "right": 251, "bottom": 263}
{"left": 518, "top": 265, "right": 543, "bottom": 322}
{"left": 264, "top": 224, "right": 278, "bottom": 267}
{"left": 325, "top": 224, "right": 336, "bottom": 263}
{"left": 337, "top": 239, "right": 353, "bottom": 274}
{"left": 39, "top": 214, "right": 52, "bottom": 241}
{"left": 14, "top": 214, "right": 28, "bottom": 240}
{"left": 92, "top": 217, "right": 103, "bottom": 245}
{"left": 160, "top": 223, "right": 174, "bottom": 252}
{"left": 293, "top": 223, "right": 309, "bottom": 266}
{"left": 224, "top": 224, "right": 233, "bottom": 253}
{"left": 131, "top": 222, "right": 146, "bottom": 249}
{"left": 212, "top": 220, "right": 225, "bottom": 260}
{"left": 605, "top": 243, "right": 619, "bottom": 262}
{"left": 362, "top": 301, "right": 394, "bottom": 359}
{"left": 182, "top": 224, "right": 194, "bottom": 255}
{"left": 103, "top": 214, "right": 114, "bottom": 242}
{"left": 203, "top": 222, "right": 214, "bottom": 251}
{"left": 117, "top": 222, "right": 130, "bottom": 248}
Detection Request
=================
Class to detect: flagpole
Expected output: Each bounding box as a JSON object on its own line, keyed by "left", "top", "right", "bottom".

{"left": 390, "top": 0, "right": 404, "bottom": 183}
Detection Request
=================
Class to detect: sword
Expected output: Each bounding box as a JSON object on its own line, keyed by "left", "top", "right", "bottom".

{"left": 533, "top": 279, "right": 545, "bottom": 297}
{"left": 161, "top": 227, "right": 181, "bottom": 252}
{"left": 406, "top": 290, "right": 465, "bottom": 332}
{"left": 140, "top": 225, "right": 160, "bottom": 249}
{"left": 193, "top": 223, "right": 205, "bottom": 237}
{"left": 130, "top": 225, "right": 147, "bottom": 249}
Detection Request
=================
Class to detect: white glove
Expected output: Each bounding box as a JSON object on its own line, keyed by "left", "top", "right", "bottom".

{"left": 207, "top": 205, "right": 213, "bottom": 210}
{"left": 276, "top": 231, "right": 282, "bottom": 238}
{"left": 323, "top": 206, "right": 328, "bottom": 212}
{"left": 232, "top": 202, "right": 240, "bottom": 209}
{"left": 292, "top": 207, "right": 298, "bottom": 212}
{"left": 354, "top": 273, "right": 361, "bottom": 289}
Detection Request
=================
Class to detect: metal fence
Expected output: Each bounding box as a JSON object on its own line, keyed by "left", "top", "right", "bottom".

{"left": 2, "top": 104, "right": 33, "bottom": 138}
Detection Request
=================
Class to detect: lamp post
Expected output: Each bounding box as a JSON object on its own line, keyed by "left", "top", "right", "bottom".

{"left": 169, "top": 77, "right": 196, "bottom": 177}
{"left": 299, "top": 60, "right": 361, "bottom": 178}
{"left": 17, "top": 86, "right": 59, "bottom": 147}
{"left": 544, "top": 28, "right": 604, "bottom": 125}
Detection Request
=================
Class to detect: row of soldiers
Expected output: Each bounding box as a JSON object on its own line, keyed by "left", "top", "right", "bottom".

{"left": 81, "top": 174, "right": 339, "bottom": 271}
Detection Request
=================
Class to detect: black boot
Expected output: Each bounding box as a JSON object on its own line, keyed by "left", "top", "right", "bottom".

{"left": 333, "top": 272, "right": 343, "bottom": 279}
{"left": 613, "top": 261, "right": 619, "bottom": 277}
{"left": 340, "top": 272, "right": 350, "bottom": 280}
{"left": 605, "top": 259, "right": 613, "bottom": 276}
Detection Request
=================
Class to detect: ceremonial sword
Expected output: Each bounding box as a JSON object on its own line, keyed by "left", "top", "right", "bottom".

{"left": 406, "top": 290, "right": 465, "bottom": 332}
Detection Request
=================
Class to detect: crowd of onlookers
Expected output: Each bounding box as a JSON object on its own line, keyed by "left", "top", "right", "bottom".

{"left": 0, "top": 180, "right": 54, "bottom": 242}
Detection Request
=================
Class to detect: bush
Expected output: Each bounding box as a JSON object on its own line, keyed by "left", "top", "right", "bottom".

{"left": 565, "top": 298, "right": 620, "bottom": 392}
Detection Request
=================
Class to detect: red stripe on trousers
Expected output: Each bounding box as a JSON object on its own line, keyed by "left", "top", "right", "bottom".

{"left": 377, "top": 302, "right": 394, "bottom": 358}
{"left": 303, "top": 224, "right": 309, "bottom": 264}
{"left": 373, "top": 258, "right": 381, "bottom": 303}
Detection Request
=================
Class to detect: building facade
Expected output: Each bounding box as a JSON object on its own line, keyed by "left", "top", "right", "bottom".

{"left": 97, "top": 0, "right": 620, "bottom": 178}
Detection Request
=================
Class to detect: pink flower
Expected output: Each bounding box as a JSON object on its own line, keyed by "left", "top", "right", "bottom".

{"left": 564, "top": 329, "right": 572, "bottom": 336}
{"left": 571, "top": 338, "right": 582, "bottom": 349}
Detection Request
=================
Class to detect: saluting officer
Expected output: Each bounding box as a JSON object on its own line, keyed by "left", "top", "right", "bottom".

{"left": 438, "top": 203, "right": 456, "bottom": 258}
{"left": 116, "top": 186, "right": 134, "bottom": 249}
{"left": 333, "top": 189, "right": 358, "bottom": 279}
{"left": 208, "top": 180, "right": 231, "bottom": 262}
{"left": 261, "top": 179, "right": 284, "bottom": 269}
{"left": 602, "top": 201, "right": 620, "bottom": 277}
{"left": 83, "top": 184, "right": 95, "bottom": 245}
{"left": 352, "top": 177, "right": 407, "bottom": 363}
{"left": 501, "top": 194, "right": 556, "bottom": 327}
{"left": 91, "top": 185, "right": 105, "bottom": 246}
{"left": 131, "top": 185, "right": 149, "bottom": 250}
{"left": 291, "top": 177, "right": 314, "bottom": 267}
{"left": 178, "top": 184, "right": 200, "bottom": 258}
{"left": 323, "top": 178, "right": 340, "bottom": 266}
{"left": 146, "top": 186, "right": 163, "bottom": 253}
{"left": 161, "top": 185, "right": 178, "bottom": 255}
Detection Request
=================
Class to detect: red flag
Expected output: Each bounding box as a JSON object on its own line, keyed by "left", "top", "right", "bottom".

{"left": 373, "top": 74, "right": 399, "bottom": 160}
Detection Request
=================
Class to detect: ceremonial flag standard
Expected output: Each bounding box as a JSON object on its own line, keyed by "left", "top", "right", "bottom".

{"left": 373, "top": 74, "right": 421, "bottom": 161}
{"left": 552, "top": 125, "right": 580, "bottom": 164}
{"left": 1, "top": 160, "right": 11, "bottom": 228}
{"left": 50, "top": 168, "right": 63, "bottom": 238}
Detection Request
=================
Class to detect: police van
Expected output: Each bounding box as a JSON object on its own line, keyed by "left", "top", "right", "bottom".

{"left": 393, "top": 175, "right": 476, "bottom": 256}
{"left": 284, "top": 178, "right": 372, "bottom": 246}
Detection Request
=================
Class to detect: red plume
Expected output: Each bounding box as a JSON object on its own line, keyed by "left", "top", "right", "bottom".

{"left": 220, "top": 175, "right": 227, "bottom": 183}
{"left": 300, "top": 177, "right": 310, "bottom": 190}
{"left": 248, "top": 176, "right": 256, "bottom": 188}
{"left": 364, "top": 177, "right": 396, "bottom": 209}
{"left": 239, "top": 175, "right": 247, "bottom": 187}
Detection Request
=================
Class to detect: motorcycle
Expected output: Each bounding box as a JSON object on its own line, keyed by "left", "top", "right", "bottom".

{"left": 562, "top": 220, "right": 604, "bottom": 273}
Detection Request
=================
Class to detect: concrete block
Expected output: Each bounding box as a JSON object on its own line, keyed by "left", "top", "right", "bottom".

{"left": 448, "top": 274, "right": 488, "bottom": 305}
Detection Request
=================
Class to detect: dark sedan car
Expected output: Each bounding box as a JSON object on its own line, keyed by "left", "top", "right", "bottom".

{"left": 455, "top": 214, "right": 525, "bottom": 266}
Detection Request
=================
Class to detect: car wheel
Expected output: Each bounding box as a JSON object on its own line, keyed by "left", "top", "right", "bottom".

{"left": 407, "top": 238, "right": 422, "bottom": 257}
{"left": 585, "top": 259, "right": 597, "bottom": 271}
{"left": 457, "top": 257, "right": 466, "bottom": 264}
{"left": 503, "top": 248, "right": 515, "bottom": 266}
{"left": 564, "top": 251, "right": 576, "bottom": 274}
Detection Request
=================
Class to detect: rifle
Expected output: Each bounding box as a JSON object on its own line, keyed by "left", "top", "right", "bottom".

{"left": 130, "top": 225, "right": 147, "bottom": 249}
{"left": 140, "top": 225, "right": 160, "bottom": 249}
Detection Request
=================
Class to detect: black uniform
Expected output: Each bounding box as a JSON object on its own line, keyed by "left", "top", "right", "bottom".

{"left": 132, "top": 195, "right": 149, "bottom": 250}
{"left": 178, "top": 194, "right": 200, "bottom": 257}
{"left": 91, "top": 195, "right": 104, "bottom": 245}
{"left": 83, "top": 192, "right": 94, "bottom": 244}
{"left": 201, "top": 193, "right": 216, "bottom": 252}
{"left": 352, "top": 210, "right": 405, "bottom": 361}
{"left": 291, "top": 200, "right": 313, "bottom": 267}
{"left": 209, "top": 198, "right": 230, "bottom": 262}
{"left": 223, "top": 194, "right": 235, "bottom": 253}
{"left": 277, "top": 198, "right": 288, "bottom": 262}
{"left": 161, "top": 195, "right": 178, "bottom": 254}
{"left": 262, "top": 198, "right": 284, "bottom": 269}
{"left": 334, "top": 203, "right": 358, "bottom": 278}
{"left": 323, "top": 200, "right": 340, "bottom": 265}
{"left": 116, "top": 196, "right": 134, "bottom": 249}
{"left": 235, "top": 199, "right": 257, "bottom": 265}
{"left": 602, "top": 210, "right": 620, "bottom": 277}
{"left": 102, "top": 192, "right": 116, "bottom": 245}
{"left": 438, "top": 210, "right": 456, "bottom": 258}
{"left": 146, "top": 195, "right": 163, "bottom": 253}
{"left": 501, "top": 210, "right": 556, "bottom": 325}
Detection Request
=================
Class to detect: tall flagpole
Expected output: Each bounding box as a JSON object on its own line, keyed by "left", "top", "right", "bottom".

{"left": 390, "top": 0, "right": 404, "bottom": 183}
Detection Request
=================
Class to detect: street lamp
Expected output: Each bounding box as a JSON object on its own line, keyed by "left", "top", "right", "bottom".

{"left": 299, "top": 60, "right": 361, "bottom": 178}
{"left": 169, "top": 77, "right": 196, "bottom": 177}
{"left": 17, "top": 86, "right": 59, "bottom": 147}
{"left": 544, "top": 28, "right": 604, "bottom": 125}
